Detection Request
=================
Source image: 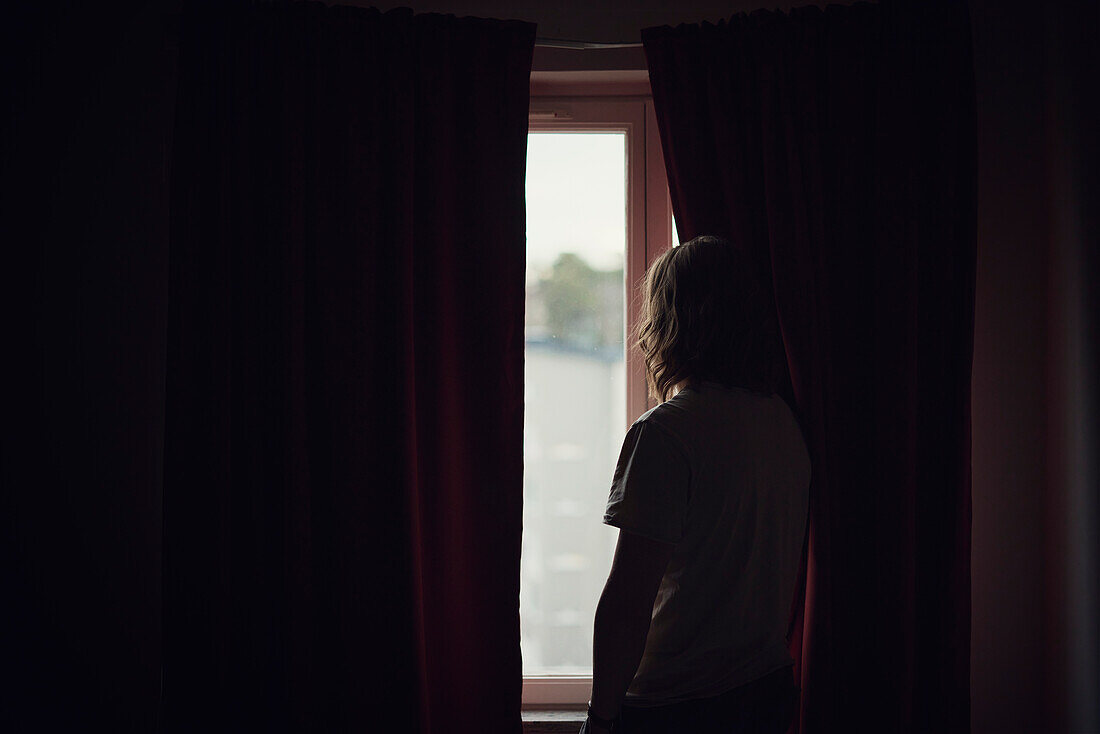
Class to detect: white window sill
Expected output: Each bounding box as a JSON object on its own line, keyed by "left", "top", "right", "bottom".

{"left": 521, "top": 708, "right": 588, "bottom": 733}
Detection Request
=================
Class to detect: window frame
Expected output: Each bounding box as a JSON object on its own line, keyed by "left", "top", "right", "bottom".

{"left": 522, "top": 76, "right": 676, "bottom": 709}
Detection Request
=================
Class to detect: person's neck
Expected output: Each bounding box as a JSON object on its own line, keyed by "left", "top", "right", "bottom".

{"left": 671, "top": 378, "right": 696, "bottom": 397}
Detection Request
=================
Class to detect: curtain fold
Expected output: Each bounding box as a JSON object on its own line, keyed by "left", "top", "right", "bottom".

{"left": 643, "top": 3, "right": 976, "bottom": 731}
{"left": 165, "top": 5, "right": 533, "bottom": 732}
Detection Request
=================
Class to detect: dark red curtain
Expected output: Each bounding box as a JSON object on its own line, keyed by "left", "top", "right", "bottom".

{"left": 165, "top": 5, "right": 533, "bottom": 733}
{"left": 643, "top": 2, "right": 976, "bottom": 732}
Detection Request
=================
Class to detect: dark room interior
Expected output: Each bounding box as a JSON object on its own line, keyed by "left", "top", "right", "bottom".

{"left": 1, "top": 1, "right": 1096, "bottom": 732}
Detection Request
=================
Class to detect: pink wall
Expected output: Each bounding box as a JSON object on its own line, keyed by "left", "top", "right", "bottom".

{"left": 969, "top": 2, "right": 1052, "bottom": 729}
{"left": 970, "top": 2, "right": 1097, "bottom": 730}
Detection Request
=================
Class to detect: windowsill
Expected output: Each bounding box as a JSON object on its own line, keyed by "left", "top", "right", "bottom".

{"left": 521, "top": 708, "right": 588, "bottom": 733}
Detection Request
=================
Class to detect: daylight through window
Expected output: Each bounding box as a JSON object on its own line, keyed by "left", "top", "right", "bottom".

{"left": 521, "top": 132, "right": 627, "bottom": 676}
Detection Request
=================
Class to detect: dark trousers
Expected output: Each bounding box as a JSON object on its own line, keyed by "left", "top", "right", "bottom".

{"left": 617, "top": 665, "right": 799, "bottom": 734}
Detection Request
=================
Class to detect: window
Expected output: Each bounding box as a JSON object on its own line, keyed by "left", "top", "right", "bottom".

{"left": 522, "top": 86, "right": 676, "bottom": 708}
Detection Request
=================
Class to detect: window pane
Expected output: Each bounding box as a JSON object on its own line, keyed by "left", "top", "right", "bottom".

{"left": 522, "top": 133, "right": 626, "bottom": 676}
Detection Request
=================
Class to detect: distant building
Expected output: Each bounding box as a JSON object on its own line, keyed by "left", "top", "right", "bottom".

{"left": 521, "top": 253, "right": 628, "bottom": 674}
{"left": 520, "top": 340, "right": 625, "bottom": 674}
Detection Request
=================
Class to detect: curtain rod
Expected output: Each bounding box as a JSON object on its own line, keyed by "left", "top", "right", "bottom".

{"left": 534, "top": 37, "right": 644, "bottom": 49}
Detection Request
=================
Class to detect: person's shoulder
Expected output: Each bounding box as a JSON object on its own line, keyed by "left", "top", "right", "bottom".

{"left": 631, "top": 397, "right": 695, "bottom": 456}
{"left": 631, "top": 395, "right": 691, "bottom": 431}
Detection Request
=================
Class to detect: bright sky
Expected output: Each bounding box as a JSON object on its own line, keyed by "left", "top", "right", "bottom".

{"left": 525, "top": 133, "right": 626, "bottom": 279}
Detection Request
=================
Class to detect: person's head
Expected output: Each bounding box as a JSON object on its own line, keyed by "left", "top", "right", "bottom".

{"left": 634, "top": 235, "right": 788, "bottom": 402}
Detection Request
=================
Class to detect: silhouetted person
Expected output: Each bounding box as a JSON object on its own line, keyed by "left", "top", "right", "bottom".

{"left": 581, "top": 236, "right": 810, "bottom": 734}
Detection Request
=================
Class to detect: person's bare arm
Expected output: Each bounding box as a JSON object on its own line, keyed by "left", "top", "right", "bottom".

{"left": 588, "top": 529, "right": 675, "bottom": 726}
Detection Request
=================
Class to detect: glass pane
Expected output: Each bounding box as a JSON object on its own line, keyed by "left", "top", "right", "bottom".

{"left": 522, "top": 133, "right": 626, "bottom": 676}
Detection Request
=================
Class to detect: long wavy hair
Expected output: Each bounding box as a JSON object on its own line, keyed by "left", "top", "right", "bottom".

{"left": 634, "top": 235, "right": 789, "bottom": 403}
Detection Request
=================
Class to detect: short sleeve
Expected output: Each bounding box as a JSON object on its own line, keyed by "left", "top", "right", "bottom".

{"left": 603, "top": 420, "right": 691, "bottom": 544}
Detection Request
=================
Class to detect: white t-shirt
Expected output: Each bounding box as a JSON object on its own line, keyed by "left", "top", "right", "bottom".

{"left": 604, "top": 381, "right": 811, "bottom": 706}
